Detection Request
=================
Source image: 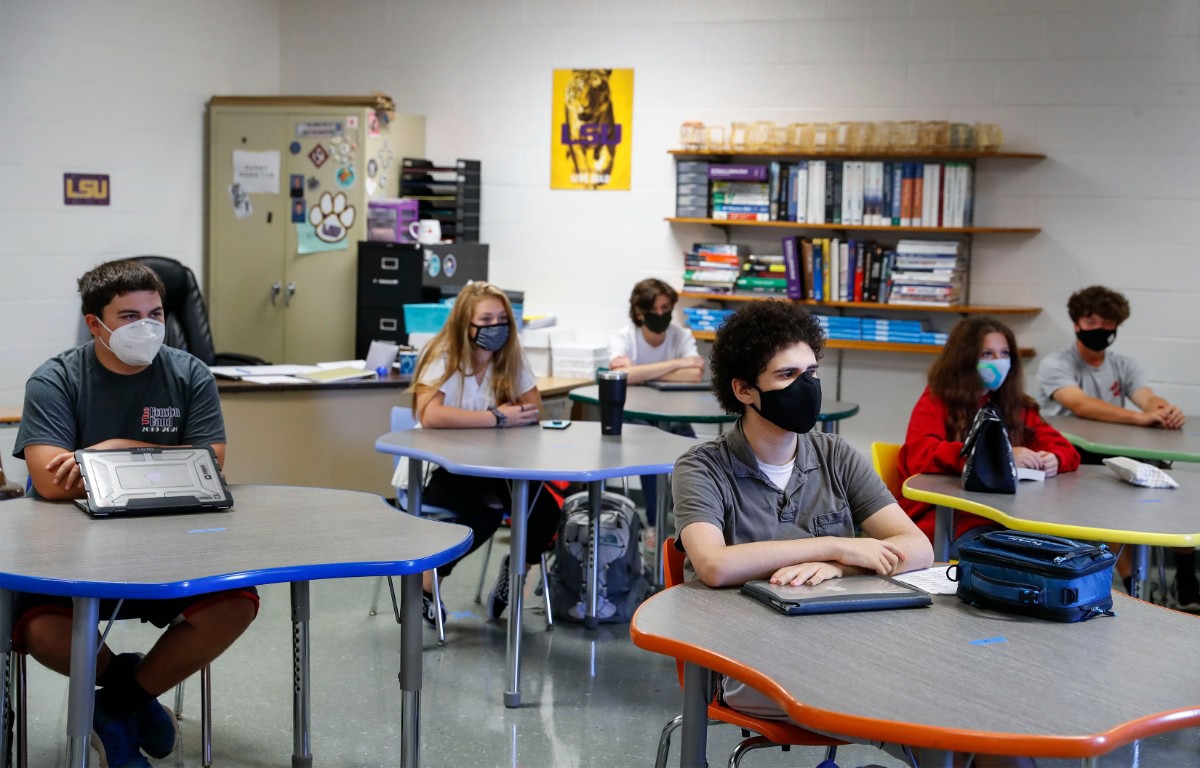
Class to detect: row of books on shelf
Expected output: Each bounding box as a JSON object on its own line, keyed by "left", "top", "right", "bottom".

{"left": 677, "top": 160, "right": 974, "bottom": 228}
{"left": 683, "top": 240, "right": 967, "bottom": 307}
{"left": 682, "top": 306, "right": 949, "bottom": 347}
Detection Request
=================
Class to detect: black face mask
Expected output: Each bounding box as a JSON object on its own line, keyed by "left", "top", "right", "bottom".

{"left": 472, "top": 322, "right": 510, "bottom": 352}
{"left": 751, "top": 372, "right": 823, "bottom": 434}
{"left": 1076, "top": 327, "right": 1116, "bottom": 353}
{"left": 642, "top": 310, "right": 672, "bottom": 334}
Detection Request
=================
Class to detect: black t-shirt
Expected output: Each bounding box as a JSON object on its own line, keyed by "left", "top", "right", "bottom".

{"left": 14, "top": 342, "right": 225, "bottom": 461}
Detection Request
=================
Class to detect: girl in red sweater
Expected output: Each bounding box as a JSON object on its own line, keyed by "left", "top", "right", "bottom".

{"left": 898, "top": 316, "right": 1080, "bottom": 552}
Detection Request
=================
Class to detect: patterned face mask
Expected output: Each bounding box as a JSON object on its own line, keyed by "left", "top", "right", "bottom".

{"left": 977, "top": 357, "right": 1011, "bottom": 392}
{"left": 472, "top": 322, "right": 510, "bottom": 352}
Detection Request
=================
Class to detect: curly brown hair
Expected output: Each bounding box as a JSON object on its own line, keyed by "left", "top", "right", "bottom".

{"left": 628, "top": 278, "right": 678, "bottom": 326}
{"left": 1067, "top": 286, "right": 1130, "bottom": 325}
{"left": 928, "top": 316, "right": 1033, "bottom": 444}
{"left": 710, "top": 300, "right": 825, "bottom": 414}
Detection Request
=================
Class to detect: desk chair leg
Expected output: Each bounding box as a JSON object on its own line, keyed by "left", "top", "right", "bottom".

{"left": 5, "top": 652, "right": 27, "bottom": 768}
{"left": 430, "top": 571, "right": 446, "bottom": 646}
{"left": 654, "top": 714, "right": 683, "bottom": 768}
{"left": 290, "top": 581, "right": 313, "bottom": 768}
{"left": 539, "top": 552, "right": 554, "bottom": 630}
{"left": 369, "top": 576, "right": 385, "bottom": 616}
{"left": 474, "top": 536, "right": 495, "bottom": 604}
{"left": 200, "top": 664, "right": 212, "bottom": 768}
{"left": 654, "top": 474, "right": 669, "bottom": 587}
{"left": 15, "top": 654, "right": 25, "bottom": 768}
{"left": 933, "top": 506, "right": 954, "bottom": 562}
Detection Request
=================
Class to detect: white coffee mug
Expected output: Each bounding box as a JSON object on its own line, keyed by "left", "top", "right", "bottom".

{"left": 408, "top": 219, "right": 442, "bottom": 244}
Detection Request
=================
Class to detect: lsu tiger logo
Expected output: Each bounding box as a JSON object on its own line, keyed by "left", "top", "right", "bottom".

{"left": 561, "top": 69, "right": 621, "bottom": 188}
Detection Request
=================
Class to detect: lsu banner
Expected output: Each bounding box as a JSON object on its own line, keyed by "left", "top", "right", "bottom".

{"left": 551, "top": 68, "right": 633, "bottom": 191}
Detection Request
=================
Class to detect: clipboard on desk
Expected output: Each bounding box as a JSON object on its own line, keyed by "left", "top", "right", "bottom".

{"left": 740, "top": 575, "right": 932, "bottom": 616}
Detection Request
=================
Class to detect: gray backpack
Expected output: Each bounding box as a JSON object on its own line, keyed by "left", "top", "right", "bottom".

{"left": 549, "top": 490, "right": 653, "bottom": 623}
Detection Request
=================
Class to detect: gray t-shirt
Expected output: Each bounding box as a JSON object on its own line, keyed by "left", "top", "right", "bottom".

{"left": 672, "top": 420, "right": 895, "bottom": 579}
{"left": 15, "top": 342, "right": 226, "bottom": 464}
{"left": 1037, "top": 345, "right": 1148, "bottom": 417}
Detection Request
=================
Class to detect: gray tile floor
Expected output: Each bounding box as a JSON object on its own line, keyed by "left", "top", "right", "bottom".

{"left": 16, "top": 534, "right": 1200, "bottom": 768}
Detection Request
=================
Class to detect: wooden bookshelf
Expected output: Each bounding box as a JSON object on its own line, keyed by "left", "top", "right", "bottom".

{"left": 680, "top": 292, "right": 1041, "bottom": 315}
{"left": 670, "top": 149, "right": 1046, "bottom": 161}
{"left": 667, "top": 217, "right": 1039, "bottom": 235}
{"left": 689, "top": 329, "right": 1035, "bottom": 358}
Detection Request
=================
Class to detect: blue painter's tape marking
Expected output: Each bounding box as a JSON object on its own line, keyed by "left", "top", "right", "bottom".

{"left": 969, "top": 636, "right": 1007, "bottom": 646}
{"left": 1137, "top": 499, "right": 1163, "bottom": 503}
{"left": 188, "top": 527, "right": 227, "bottom": 534}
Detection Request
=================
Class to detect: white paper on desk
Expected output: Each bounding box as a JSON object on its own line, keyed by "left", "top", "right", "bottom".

{"left": 316, "top": 360, "right": 367, "bottom": 370}
{"left": 893, "top": 566, "right": 958, "bottom": 595}
{"left": 239, "top": 375, "right": 311, "bottom": 385}
{"left": 210, "top": 364, "right": 321, "bottom": 378}
{"left": 1017, "top": 467, "right": 1046, "bottom": 482}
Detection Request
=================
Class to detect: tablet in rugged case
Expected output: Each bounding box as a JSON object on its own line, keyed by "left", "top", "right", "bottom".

{"left": 740, "top": 575, "right": 932, "bottom": 616}
{"left": 73, "top": 446, "right": 233, "bottom": 517}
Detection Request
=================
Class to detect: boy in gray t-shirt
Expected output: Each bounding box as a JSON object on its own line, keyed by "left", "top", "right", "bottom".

{"left": 13, "top": 260, "right": 257, "bottom": 767}
{"left": 1036, "top": 285, "right": 1194, "bottom": 610}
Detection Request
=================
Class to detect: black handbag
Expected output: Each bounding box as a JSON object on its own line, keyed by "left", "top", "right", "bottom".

{"left": 960, "top": 403, "right": 1016, "bottom": 494}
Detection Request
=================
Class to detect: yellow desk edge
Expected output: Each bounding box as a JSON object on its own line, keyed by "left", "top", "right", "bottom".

{"left": 901, "top": 476, "right": 1198, "bottom": 548}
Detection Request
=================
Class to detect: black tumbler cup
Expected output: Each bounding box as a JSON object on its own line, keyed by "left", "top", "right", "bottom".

{"left": 597, "top": 370, "right": 629, "bottom": 436}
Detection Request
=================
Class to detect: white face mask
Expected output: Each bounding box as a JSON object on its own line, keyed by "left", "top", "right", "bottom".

{"left": 98, "top": 318, "right": 166, "bottom": 366}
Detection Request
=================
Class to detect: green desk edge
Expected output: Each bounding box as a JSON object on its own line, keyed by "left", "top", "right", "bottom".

{"left": 1056, "top": 429, "right": 1200, "bottom": 464}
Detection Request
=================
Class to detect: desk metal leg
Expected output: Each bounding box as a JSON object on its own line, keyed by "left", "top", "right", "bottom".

{"left": 398, "top": 573, "right": 422, "bottom": 768}
{"left": 67, "top": 597, "right": 100, "bottom": 768}
{"left": 1131, "top": 544, "right": 1149, "bottom": 601}
{"left": 505, "top": 479, "right": 530, "bottom": 708}
{"left": 655, "top": 474, "right": 668, "bottom": 587}
{"left": 0, "top": 588, "right": 12, "bottom": 767}
{"left": 916, "top": 748, "right": 952, "bottom": 767}
{"left": 679, "top": 662, "right": 711, "bottom": 768}
{"left": 290, "top": 581, "right": 313, "bottom": 768}
{"left": 585, "top": 481, "right": 602, "bottom": 630}
{"left": 933, "top": 506, "right": 954, "bottom": 562}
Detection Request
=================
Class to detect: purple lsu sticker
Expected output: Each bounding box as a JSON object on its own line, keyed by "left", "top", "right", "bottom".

{"left": 64, "top": 173, "right": 110, "bottom": 206}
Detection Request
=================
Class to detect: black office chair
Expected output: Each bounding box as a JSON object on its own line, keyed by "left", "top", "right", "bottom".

{"left": 129, "top": 256, "right": 267, "bottom": 366}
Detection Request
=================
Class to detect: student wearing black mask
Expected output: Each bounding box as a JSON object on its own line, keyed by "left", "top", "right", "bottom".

{"left": 607, "top": 278, "right": 705, "bottom": 541}
{"left": 1037, "top": 285, "right": 1195, "bottom": 611}
{"left": 673, "top": 301, "right": 947, "bottom": 764}
{"left": 1038, "top": 285, "right": 1184, "bottom": 429}
{"left": 607, "top": 278, "right": 704, "bottom": 384}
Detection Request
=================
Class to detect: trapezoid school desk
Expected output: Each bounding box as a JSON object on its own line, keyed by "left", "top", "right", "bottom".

{"left": 903, "top": 465, "right": 1200, "bottom": 600}
{"left": 1044, "top": 415, "right": 1200, "bottom": 464}
{"left": 217, "top": 374, "right": 591, "bottom": 497}
{"left": 631, "top": 581, "right": 1200, "bottom": 768}
{"left": 375, "top": 422, "right": 699, "bottom": 707}
{"left": 0, "top": 485, "right": 471, "bottom": 768}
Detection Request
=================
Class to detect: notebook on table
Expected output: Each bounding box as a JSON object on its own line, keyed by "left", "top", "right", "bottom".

{"left": 645, "top": 381, "right": 710, "bottom": 392}
{"left": 73, "top": 447, "right": 234, "bottom": 517}
{"left": 740, "top": 575, "right": 932, "bottom": 616}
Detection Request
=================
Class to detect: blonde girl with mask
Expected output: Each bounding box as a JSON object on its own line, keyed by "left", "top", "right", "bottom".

{"left": 412, "top": 282, "right": 561, "bottom": 625}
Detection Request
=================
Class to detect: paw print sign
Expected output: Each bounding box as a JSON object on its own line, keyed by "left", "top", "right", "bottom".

{"left": 309, "top": 191, "right": 356, "bottom": 243}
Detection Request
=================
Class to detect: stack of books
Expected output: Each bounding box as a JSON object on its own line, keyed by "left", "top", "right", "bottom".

{"left": 885, "top": 240, "right": 966, "bottom": 307}
{"left": 710, "top": 165, "right": 770, "bottom": 221}
{"left": 736, "top": 252, "right": 788, "bottom": 295}
{"left": 683, "top": 307, "right": 734, "bottom": 333}
{"left": 683, "top": 243, "right": 746, "bottom": 294}
{"left": 814, "top": 315, "right": 863, "bottom": 341}
{"left": 860, "top": 318, "right": 949, "bottom": 346}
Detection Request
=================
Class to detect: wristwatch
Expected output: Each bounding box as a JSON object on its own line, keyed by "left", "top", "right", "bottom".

{"left": 488, "top": 405, "right": 507, "bottom": 428}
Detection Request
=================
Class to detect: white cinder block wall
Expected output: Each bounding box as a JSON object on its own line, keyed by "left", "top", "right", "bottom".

{"left": 3, "top": 0, "right": 1198, "bottom": 460}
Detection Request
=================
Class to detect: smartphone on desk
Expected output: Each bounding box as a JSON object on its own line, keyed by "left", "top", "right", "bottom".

{"left": 542, "top": 419, "right": 572, "bottom": 430}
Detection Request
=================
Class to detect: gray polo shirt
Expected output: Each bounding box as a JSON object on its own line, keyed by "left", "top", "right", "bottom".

{"left": 1037, "top": 345, "right": 1147, "bottom": 417}
{"left": 672, "top": 420, "right": 895, "bottom": 579}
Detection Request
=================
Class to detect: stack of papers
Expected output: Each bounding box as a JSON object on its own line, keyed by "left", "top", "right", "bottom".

{"left": 210, "top": 362, "right": 380, "bottom": 385}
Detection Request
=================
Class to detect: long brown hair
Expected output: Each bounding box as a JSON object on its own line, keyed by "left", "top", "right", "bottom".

{"left": 928, "top": 316, "right": 1033, "bottom": 445}
{"left": 412, "top": 282, "right": 525, "bottom": 422}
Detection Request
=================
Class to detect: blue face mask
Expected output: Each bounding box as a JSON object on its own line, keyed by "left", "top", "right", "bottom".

{"left": 977, "top": 358, "right": 1011, "bottom": 392}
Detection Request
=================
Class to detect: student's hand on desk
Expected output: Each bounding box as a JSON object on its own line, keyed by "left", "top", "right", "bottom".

{"left": 1012, "top": 447, "right": 1044, "bottom": 469}
{"left": 609, "top": 355, "right": 632, "bottom": 370}
{"left": 45, "top": 450, "right": 84, "bottom": 492}
{"left": 836, "top": 538, "right": 903, "bottom": 576}
{"left": 1037, "top": 451, "right": 1059, "bottom": 477}
{"left": 771, "top": 562, "right": 843, "bottom": 587}
{"left": 499, "top": 402, "right": 539, "bottom": 427}
{"left": 1151, "top": 403, "right": 1185, "bottom": 430}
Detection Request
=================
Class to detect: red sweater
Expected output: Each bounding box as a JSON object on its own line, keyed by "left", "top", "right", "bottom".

{"left": 897, "top": 387, "right": 1081, "bottom": 544}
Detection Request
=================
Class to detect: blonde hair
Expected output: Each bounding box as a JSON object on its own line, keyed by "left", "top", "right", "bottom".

{"left": 412, "top": 282, "right": 524, "bottom": 422}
